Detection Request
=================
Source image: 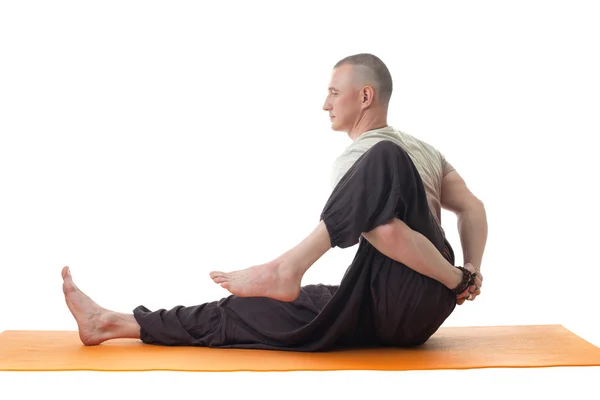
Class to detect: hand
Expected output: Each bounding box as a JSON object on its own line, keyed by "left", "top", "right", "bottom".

{"left": 456, "top": 263, "right": 483, "bottom": 305}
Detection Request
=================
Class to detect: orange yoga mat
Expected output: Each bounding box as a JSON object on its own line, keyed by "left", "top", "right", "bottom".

{"left": 1, "top": 324, "right": 600, "bottom": 372}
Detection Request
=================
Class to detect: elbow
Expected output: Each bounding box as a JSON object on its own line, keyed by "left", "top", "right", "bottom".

{"left": 460, "top": 197, "right": 486, "bottom": 216}
{"left": 473, "top": 197, "right": 485, "bottom": 210}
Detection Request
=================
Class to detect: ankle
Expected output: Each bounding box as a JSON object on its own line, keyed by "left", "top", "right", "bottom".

{"left": 97, "top": 312, "right": 140, "bottom": 339}
{"left": 96, "top": 311, "right": 117, "bottom": 331}
{"left": 277, "top": 257, "right": 308, "bottom": 282}
{"left": 275, "top": 221, "right": 330, "bottom": 273}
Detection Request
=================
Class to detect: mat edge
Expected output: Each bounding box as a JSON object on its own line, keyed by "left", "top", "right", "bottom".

{"left": 2, "top": 364, "right": 600, "bottom": 373}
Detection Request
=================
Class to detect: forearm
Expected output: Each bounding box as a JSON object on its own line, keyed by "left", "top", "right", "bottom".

{"left": 363, "top": 219, "right": 461, "bottom": 289}
{"left": 457, "top": 201, "right": 488, "bottom": 271}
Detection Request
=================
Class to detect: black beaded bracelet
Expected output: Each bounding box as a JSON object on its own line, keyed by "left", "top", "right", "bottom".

{"left": 451, "top": 266, "right": 477, "bottom": 295}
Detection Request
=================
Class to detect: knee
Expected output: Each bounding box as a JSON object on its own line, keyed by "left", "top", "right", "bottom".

{"left": 366, "top": 222, "right": 395, "bottom": 246}
{"left": 365, "top": 218, "right": 410, "bottom": 248}
{"left": 371, "top": 219, "right": 395, "bottom": 238}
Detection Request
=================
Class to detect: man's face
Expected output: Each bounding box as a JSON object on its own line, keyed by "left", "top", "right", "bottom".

{"left": 322, "top": 64, "right": 361, "bottom": 132}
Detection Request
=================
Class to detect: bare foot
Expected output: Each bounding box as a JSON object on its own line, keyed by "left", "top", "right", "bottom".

{"left": 61, "top": 266, "right": 112, "bottom": 345}
{"left": 209, "top": 260, "right": 302, "bottom": 302}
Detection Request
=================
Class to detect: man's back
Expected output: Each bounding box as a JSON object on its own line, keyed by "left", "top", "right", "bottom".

{"left": 331, "top": 126, "right": 455, "bottom": 227}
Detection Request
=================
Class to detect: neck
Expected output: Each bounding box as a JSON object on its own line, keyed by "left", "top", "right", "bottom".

{"left": 347, "top": 110, "right": 388, "bottom": 141}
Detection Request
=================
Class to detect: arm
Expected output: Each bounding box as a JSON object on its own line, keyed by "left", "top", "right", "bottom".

{"left": 440, "top": 170, "right": 488, "bottom": 271}
{"left": 362, "top": 220, "right": 463, "bottom": 290}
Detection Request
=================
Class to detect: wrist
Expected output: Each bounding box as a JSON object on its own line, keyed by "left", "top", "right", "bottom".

{"left": 445, "top": 266, "right": 463, "bottom": 290}
{"left": 449, "top": 266, "right": 477, "bottom": 294}
{"left": 464, "top": 260, "right": 481, "bottom": 272}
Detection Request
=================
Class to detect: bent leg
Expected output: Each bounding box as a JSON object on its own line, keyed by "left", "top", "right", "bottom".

{"left": 321, "top": 140, "right": 444, "bottom": 250}
{"left": 210, "top": 140, "right": 445, "bottom": 302}
{"left": 204, "top": 141, "right": 455, "bottom": 349}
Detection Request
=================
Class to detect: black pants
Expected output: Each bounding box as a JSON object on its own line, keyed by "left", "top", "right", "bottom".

{"left": 132, "top": 140, "right": 457, "bottom": 351}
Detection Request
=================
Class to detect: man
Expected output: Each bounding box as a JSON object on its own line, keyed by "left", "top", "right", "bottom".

{"left": 61, "top": 53, "right": 487, "bottom": 350}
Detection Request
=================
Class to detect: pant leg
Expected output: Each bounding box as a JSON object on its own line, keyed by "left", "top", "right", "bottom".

{"left": 133, "top": 140, "right": 453, "bottom": 350}
{"left": 133, "top": 283, "right": 338, "bottom": 348}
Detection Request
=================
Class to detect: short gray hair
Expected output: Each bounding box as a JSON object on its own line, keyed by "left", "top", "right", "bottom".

{"left": 334, "top": 53, "right": 393, "bottom": 105}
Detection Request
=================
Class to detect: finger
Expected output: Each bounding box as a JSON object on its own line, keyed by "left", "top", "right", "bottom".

{"left": 465, "top": 285, "right": 478, "bottom": 298}
{"left": 456, "top": 289, "right": 469, "bottom": 303}
{"left": 470, "top": 287, "right": 482, "bottom": 300}
{"left": 466, "top": 287, "right": 480, "bottom": 300}
{"left": 468, "top": 290, "right": 480, "bottom": 300}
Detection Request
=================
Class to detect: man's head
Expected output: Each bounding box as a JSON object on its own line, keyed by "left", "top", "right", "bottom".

{"left": 323, "top": 53, "right": 393, "bottom": 135}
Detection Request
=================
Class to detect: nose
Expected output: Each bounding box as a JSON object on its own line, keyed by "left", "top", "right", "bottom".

{"left": 322, "top": 98, "right": 331, "bottom": 112}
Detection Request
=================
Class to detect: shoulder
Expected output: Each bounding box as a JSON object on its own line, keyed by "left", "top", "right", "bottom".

{"left": 399, "top": 130, "right": 440, "bottom": 155}
{"left": 397, "top": 130, "right": 449, "bottom": 164}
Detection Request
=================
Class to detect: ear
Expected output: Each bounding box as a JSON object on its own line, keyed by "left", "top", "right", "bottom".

{"left": 360, "top": 86, "right": 375, "bottom": 109}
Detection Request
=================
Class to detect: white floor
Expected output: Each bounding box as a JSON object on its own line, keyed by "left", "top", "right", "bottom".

{"left": 1, "top": 367, "right": 598, "bottom": 400}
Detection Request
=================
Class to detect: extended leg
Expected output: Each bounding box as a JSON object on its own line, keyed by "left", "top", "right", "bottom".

{"left": 61, "top": 264, "right": 338, "bottom": 348}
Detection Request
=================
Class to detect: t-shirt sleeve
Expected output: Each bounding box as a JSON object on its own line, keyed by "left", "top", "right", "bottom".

{"left": 330, "top": 150, "right": 363, "bottom": 189}
{"left": 441, "top": 154, "right": 455, "bottom": 177}
{"left": 330, "top": 157, "right": 347, "bottom": 189}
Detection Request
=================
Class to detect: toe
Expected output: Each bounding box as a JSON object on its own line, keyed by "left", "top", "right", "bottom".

{"left": 209, "top": 271, "right": 225, "bottom": 279}
{"left": 213, "top": 276, "right": 227, "bottom": 284}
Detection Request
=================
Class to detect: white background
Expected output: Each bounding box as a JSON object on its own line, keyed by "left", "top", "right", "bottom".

{"left": 1, "top": 1, "right": 599, "bottom": 399}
